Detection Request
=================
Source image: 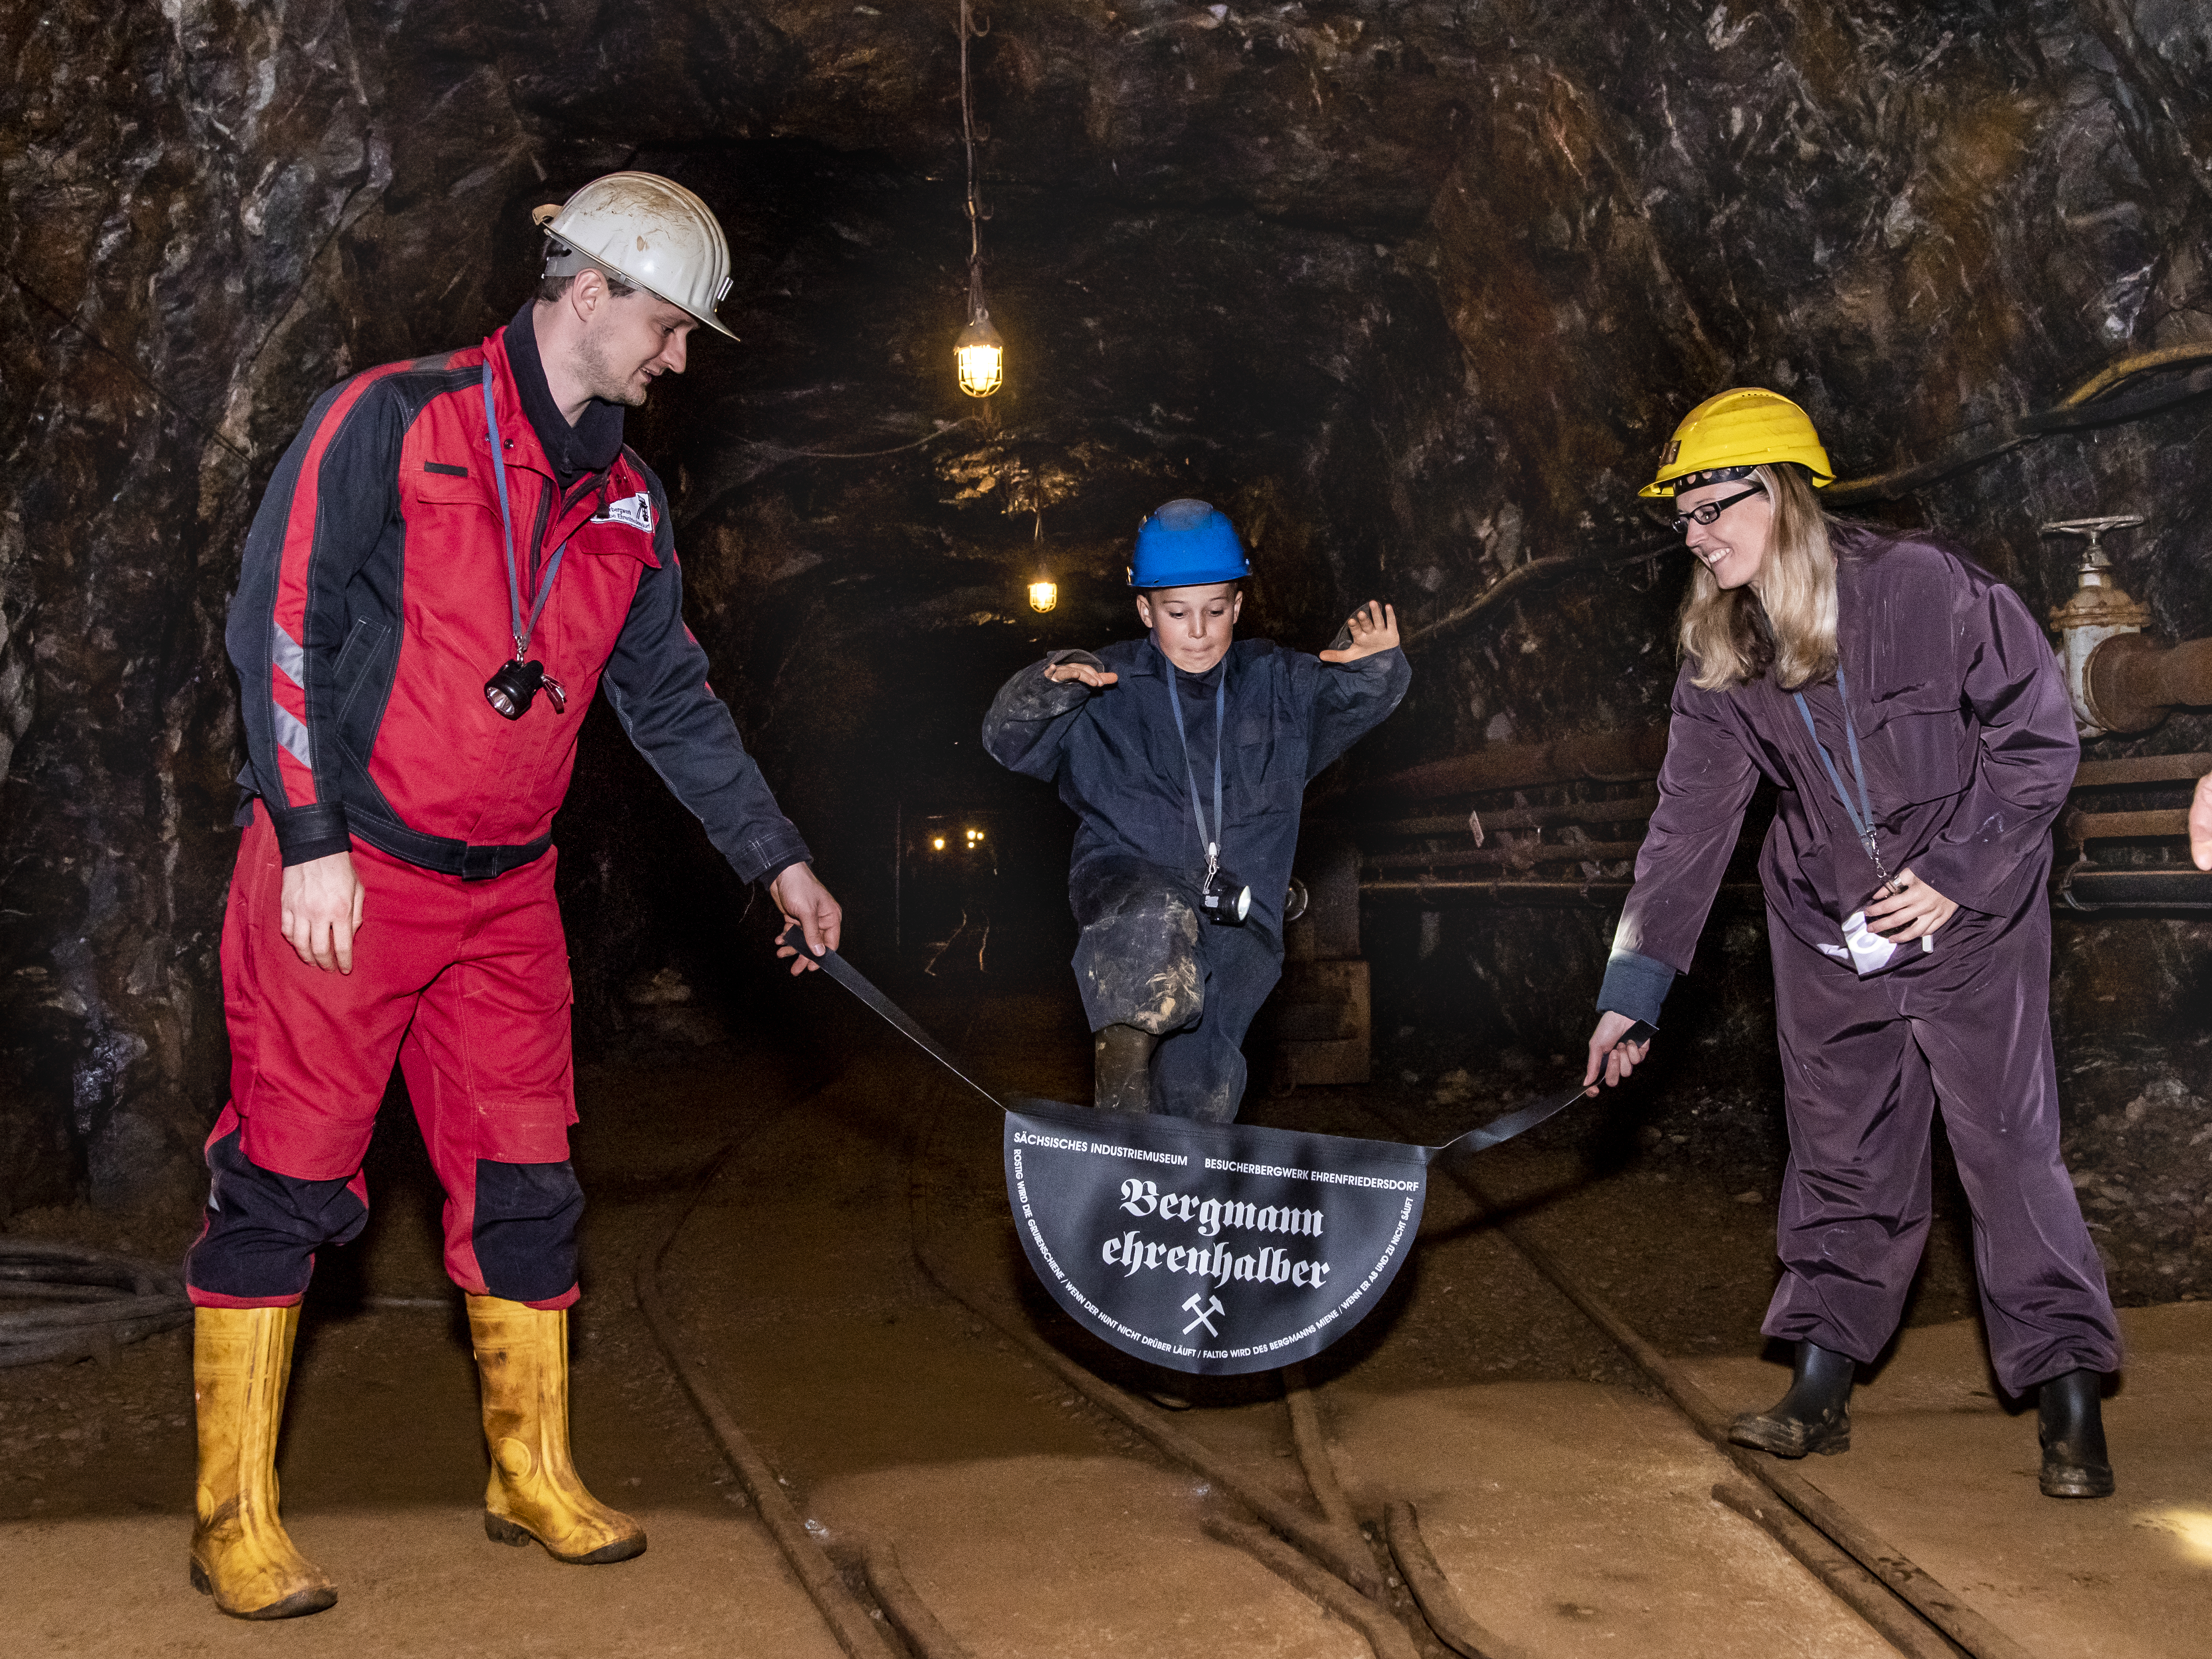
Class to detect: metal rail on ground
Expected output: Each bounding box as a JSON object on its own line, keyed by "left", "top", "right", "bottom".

{"left": 1371, "top": 1109, "right": 2044, "bottom": 1659}
{"left": 1711, "top": 1483, "right": 1964, "bottom": 1659}
{"left": 1202, "top": 1511, "right": 1425, "bottom": 1659}
{"left": 633, "top": 1142, "right": 906, "bottom": 1659}
{"left": 855, "top": 1540, "right": 976, "bottom": 1659}
{"left": 903, "top": 1180, "right": 1388, "bottom": 1602}
{"left": 1281, "top": 1360, "right": 1360, "bottom": 1537}
{"left": 1383, "top": 1502, "right": 1529, "bottom": 1659}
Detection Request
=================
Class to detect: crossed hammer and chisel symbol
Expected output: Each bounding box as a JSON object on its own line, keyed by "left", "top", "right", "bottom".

{"left": 1181, "top": 1292, "right": 1224, "bottom": 1336}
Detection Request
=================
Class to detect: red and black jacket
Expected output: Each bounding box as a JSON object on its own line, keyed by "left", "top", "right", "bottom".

{"left": 226, "top": 312, "right": 809, "bottom": 884}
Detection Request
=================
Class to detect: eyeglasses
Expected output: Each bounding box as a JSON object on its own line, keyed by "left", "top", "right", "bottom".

{"left": 1669, "top": 485, "right": 1766, "bottom": 538}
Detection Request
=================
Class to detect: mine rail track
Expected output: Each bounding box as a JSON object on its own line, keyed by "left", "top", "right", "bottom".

{"left": 1354, "top": 1096, "right": 2031, "bottom": 1659}
{"left": 632, "top": 1053, "right": 2041, "bottom": 1659}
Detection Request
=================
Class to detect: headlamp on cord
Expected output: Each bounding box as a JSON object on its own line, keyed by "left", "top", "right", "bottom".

{"left": 484, "top": 658, "right": 566, "bottom": 720}
{"left": 1203, "top": 863, "right": 1252, "bottom": 926}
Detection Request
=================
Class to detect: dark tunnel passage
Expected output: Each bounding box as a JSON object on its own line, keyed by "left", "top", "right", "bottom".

{"left": 3, "top": 3, "right": 2211, "bottom": 1654}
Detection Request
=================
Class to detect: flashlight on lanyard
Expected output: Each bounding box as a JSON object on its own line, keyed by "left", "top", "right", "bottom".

{"left": 478, "top": 364, "right": 571, "bottom": 722}
{"left": 1202, "top": 862, "right": 1251, "bottom": 926}
{"left": 1166, "top": 658, "right": 1251, "bottom": 926}
{"left": 483, "top": 658, "right": 566, "bottom": 720}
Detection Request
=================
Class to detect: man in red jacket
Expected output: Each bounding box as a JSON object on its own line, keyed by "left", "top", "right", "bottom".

{"left": 182, "top": 173, "right": 841, "bottom": 1619}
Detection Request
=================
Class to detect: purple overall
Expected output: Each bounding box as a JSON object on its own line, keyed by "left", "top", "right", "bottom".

{"left": 1599, "top": 526, "right": 2120, "bottom": 1393}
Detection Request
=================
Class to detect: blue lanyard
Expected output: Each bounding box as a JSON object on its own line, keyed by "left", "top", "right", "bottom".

{"left": 482, "top": 364, "right": 570, "bottom": 660}
{"left": 1163, "top": 655, "right": 1226, "bottom": 876}
{"left": 1791, "top": 667, "right": 1887, "bottom": 880}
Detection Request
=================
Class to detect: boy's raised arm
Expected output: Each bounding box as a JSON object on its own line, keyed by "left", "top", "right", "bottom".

{"left": 981, "top": 649, "right": 1112, "bottom": 779}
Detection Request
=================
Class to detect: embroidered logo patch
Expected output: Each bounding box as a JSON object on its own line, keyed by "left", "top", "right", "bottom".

{"left": 595, "top": 491, "right": 655, "bottom": 533}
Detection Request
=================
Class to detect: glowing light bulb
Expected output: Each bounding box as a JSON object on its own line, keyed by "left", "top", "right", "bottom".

{"left": 931, "top": 836, "right": 945, "bottom": 850}
{"left": 1027, "top": 579, "right": 1057, "bottom": 613}
{"left": 955, "top": 315, "right": 1004, "bottom": 397}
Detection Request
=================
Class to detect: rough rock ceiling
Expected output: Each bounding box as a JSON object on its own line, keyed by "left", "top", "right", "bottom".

{"left": 1, "top": 2, "right": 2209, "bottom": 1237}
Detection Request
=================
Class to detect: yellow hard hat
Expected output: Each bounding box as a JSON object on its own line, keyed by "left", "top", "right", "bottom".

{"left": 1639, "top": 387, "right": 1835, "bottom": 497}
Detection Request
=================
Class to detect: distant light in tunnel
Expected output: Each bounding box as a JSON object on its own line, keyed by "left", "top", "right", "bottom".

{"left": 932, "top": 836, "right": 946, "bottom": 850}
{"left": 1027, "top": 579, "right": 1057, "bottom": 612}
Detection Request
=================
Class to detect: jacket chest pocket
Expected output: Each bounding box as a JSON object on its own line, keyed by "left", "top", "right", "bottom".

{"left": 1870, "top": 686, "right": 1969, "bottom": 807}
{"left": 1232, "top": 721, "right": 1306, "bottom": 816}
{"left": 536, "top": 548, "right": 648, "bottom": 674}
{"left": 405, "top": 465, "right": 506, "bottom": 555}
{"left": 568, "top": 517, "right": 657, "bottom": 567}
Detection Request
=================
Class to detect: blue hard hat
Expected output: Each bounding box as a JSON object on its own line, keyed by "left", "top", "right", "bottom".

{"left": 1128, "top": 499, "right": 1249, "bottom": 589}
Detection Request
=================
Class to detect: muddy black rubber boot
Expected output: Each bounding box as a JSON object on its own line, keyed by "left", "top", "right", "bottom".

{"left": 1728, "top": 1340, "right": 1855, "bottom": 1457}
{"left": 2037, "top": 1369, "right": 2115, "bottom": 1498}
{"left": 1093, "top": 1024, "right": 1158, "bottom": 1114}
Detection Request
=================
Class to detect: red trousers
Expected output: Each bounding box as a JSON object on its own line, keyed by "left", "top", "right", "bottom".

{"left": 185, "top": 812, "right": 582, "bottom": 1308}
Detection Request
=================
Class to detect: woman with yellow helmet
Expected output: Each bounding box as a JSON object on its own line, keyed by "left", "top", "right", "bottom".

{"left": 1581, "top": 389, "right": 2121, "bottom": 1500}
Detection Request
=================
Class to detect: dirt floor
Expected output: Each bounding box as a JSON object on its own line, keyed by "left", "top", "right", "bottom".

{"left": 1, "top": 978, "right": 2205, "bottom": 1657}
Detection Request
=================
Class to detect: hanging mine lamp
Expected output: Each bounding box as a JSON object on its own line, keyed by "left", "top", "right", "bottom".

{"left": 1027, "top": 578, "right": 1058, "bottom": 613}
{"left": 954, "top": 0, "right": 1004, "bottom": 398}
{"left": 957, "top": 313, "right": 1004, "bottom": 398}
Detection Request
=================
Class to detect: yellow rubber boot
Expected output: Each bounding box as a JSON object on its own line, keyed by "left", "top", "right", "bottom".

{"left": 467, "top": 1294, "right": 646, "bottom": 1564}
{"left": 189, "top": 1304, "right": 337, "bottom": 1619}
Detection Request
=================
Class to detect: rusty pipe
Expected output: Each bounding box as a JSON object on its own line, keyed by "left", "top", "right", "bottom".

{"left": 1360, "top": 726, "right": 1670, "bottom": 803}
{"left": 2071, "top": 751, "right": 2212, "bottom": 789}
{"left": 1366, "top": 840, "right": 1648, "bottom": 872}
{"left": 1359, "top": 879, "right": 1766, "bottom": 908}
{"left": 2085, "top": 633, "right": 2212, "bottom": 734}
{"left": 1361, "top": 795, "right": 1660, "bottom": 839}
{"left": 2059, "top": 867, "right": 2212, "bottom": 912}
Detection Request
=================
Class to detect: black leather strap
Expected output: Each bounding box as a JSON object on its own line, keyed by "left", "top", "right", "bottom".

{"left": 778, "top": 924, "right": 1004, "bottom": 1109}
{"left": 780, "top": 924, "right": 1640, "bottom": 1158}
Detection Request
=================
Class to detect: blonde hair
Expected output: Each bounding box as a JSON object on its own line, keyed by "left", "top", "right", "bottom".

{"left": 1677, "top": 464, "right": 1839, "bottom": 690}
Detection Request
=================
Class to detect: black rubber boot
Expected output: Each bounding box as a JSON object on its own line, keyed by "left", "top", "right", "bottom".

{"left": 1093, "top": 1024, "right": 1158, "bottom": 1114}
{"left": 1728, "top": 1340, "right": 1855, "bottom": 1457}
{"left": 2037, "top": 1369, "right": 2115, "bottom": 1498}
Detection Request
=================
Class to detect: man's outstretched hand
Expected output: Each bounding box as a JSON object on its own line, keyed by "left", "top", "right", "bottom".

{"left": 1319, "top": 601, "right": 1400, "bottom": 663}
{"left": 770, "top": 863, "right": 843, "bottom": 975}
{"left": 280, "top": 850, "right": 365, "bottom": 974}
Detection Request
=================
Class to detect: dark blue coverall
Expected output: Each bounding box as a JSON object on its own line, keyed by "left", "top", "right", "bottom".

{"left": 983, "top": 636, "right": 1409, "bottom": 1122}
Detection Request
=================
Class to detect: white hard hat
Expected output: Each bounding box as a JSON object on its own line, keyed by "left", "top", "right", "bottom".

{"left": 531, "top": 172, "right": 736, "bottom": 339}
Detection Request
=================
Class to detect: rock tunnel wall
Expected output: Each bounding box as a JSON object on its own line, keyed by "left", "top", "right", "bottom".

{"left": 1, "top": 2, "right": 2206, "bottom": 1297}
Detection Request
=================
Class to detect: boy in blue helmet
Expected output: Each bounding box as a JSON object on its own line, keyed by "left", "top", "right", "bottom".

{"left": 983, "top": 499, "right": 1408, "bottom": 1122}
